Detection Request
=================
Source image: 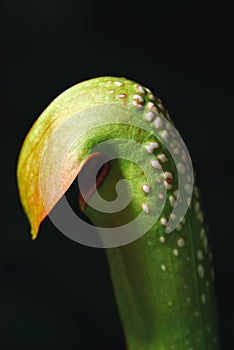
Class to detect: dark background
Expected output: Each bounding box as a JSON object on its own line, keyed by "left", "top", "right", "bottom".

{"left": 1, "top": 0, "right": 233, "bottom": 349}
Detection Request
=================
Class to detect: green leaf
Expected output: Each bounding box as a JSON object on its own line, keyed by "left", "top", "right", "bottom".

{"left": 17, "top": 76, "right": 220, "bottom": 349}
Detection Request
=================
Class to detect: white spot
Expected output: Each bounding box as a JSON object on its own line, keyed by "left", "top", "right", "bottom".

{"left": 164, "top": 180, "right": 173, "bottom": 190}
{"left": 160, "top": 217, "right": 167, "bottom": 226}
{"left": 194, "top": 201, "right": 200, "bottom": 213}
{"left": 173, "top": 147, "right": 180, "bottom": 154}
{"left": 133, "top": 101, "right": 143, "bottom": 108}
{"left": 194, "top": 311, "right": 199, "bottom": 317}
{"left": 158, "top": 193, "right": 164, "bottom": 200}
{"left": 136, "top": 85, "right": 145, "bottom": 94}
{"left": 181, "top": 151, "right": 187, "bottom": 162}
{"left": 161, "top": 264, "right": 167, "bottom": 272}
{"left": 187, "top": 175, "right": 192, "bottom": 182}
{"left": 150, "top": 159, "right": 161, "bottom": 169}
{"left": 176, "top": 224, "right": 182, "bottom": 231}
{"left": 118, "top": 93, "right": 126, "bottom": 98}
{"left": 185, "top": 183, "right": 193, "bottom": 194}
{"left": 197, "top": 211, "right": 204, "bottom": 223}
{"left": 164, "top": 171, "right": 173, "bottom": 180}
{"left": 173, "top": 248, "right": 179, "bottom": 256}
{"left": 154, "top": 116, "right": 163, "bottom": 129}
{"left": 161, "top": 130, "right": 169, "bottom": 141}
{"left": 201, "top": 293, "right": 206, "bottom": 304}
{"left": 177, "top": 237, "right": 185, "bottom": 248}
{"left": 158, "top": 153, "right": 168, "bottom": 163}
{"left": 170, "top": 141, "right": 175, "bottom": 148}
{"left": 169, "top": 195, "right": 176, "bottom": 207}
{"left": 145, "top": 111, "right": 155, "bottom": 122}
{"left": 109, "top": 89, "right": 114, "bottom": 94}
{"left": 200, "top": 228, "right": 205, "bottom": 240}
{"left": 198, "top": 264, "right": 205, "bottom": 279}
{"left": 148, "top": 102, "right": 156, "bottom": 110}
{"left": 145, "top": 142, "right": 159, "bottom": 153}
{"left": 194, "top": 186, "right": 200, "bottom": 198}
{"left": 115, "top": 81, "right": 123, "bottom": 86}
{"left": 203, "top": 235, "right": 208, "bottom": 253}
{"left": 142, "top": 203, "right": 150, "bottom": 214}
{"left": 133, "top": 94, "right": 144, "bottom": 104}
{"left": 160, "top": 236, "right": 166, "bottom": 243}
{"left": 197, "top": 250, "right": 204, "bottom": 261}
{"left": 170, "top": 213, "right": 177, "bottom": 221}
{"left": 186, "top": 297, "right": 191, "bottom": 303}
{"left": 142, "top": 184, "right": 150, "bottom": 194}
{"left": 168, "top": 300, "right": 173, "bottom": 307}
{"left": 149, "top": 93, "right": 155, "bottom": 100}
{"left": 157, "top": 100, "right": 164, "bottom": 110}
{"left": 177, "top": 162, "right": 185, "bottom": 174}
{"left": 213, "top": 337, "right": 218, "bottom": 345}
{"left": 166, "top": 121, "right": 172, "bottom": 130}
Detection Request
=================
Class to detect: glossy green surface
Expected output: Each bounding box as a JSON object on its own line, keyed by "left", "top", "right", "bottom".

{"left": 17, "top": 76, "right": 220, "bottom": 349}
{"left": 85, "top": 159, "right": 219, "bottom": 350}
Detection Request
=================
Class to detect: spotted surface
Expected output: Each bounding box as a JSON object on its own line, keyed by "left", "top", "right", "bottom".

{"left": 18, "top": 74, "right": 219, "bottom": 349}
{"left": 84, "top": 77, "right": 219, "bottom": 349}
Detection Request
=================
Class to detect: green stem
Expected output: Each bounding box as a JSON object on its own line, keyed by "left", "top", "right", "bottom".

{"left": 84, "top": 157, "right": 219, "bottom": 350}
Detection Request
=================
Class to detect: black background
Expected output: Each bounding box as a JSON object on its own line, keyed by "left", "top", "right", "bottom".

{"left": 1, "top": 0, "right": 234, "bottom": 349}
